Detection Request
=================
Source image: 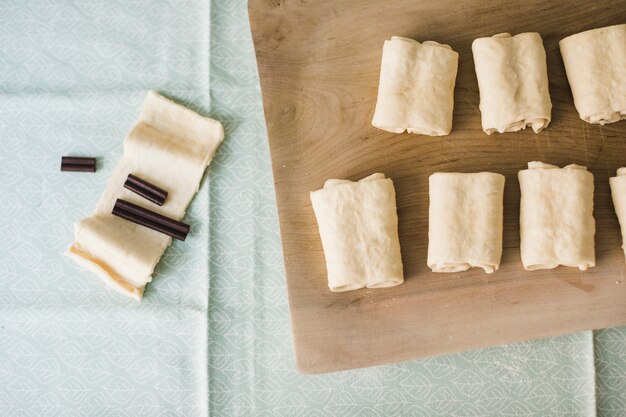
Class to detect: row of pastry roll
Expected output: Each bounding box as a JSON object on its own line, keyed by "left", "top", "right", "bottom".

{"left": 311, "top": 163, "right": 626, "bottom": 292}
{"left": 372, "top": 24, "right": 625, "bottom": 136}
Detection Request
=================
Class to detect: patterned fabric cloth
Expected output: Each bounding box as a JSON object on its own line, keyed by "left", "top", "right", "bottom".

{"left": 0, "top": 1, "right": 625, "bottom": 416}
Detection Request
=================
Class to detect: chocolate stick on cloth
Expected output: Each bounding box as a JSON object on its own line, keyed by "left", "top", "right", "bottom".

{"left": 61, "top": 156, "right": 97, "bottom": 172}
{"left": 65, "top": 91, "right": 224, "bottom": 301}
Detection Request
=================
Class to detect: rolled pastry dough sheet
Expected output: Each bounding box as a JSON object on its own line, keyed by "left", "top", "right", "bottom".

{"left": 66, "top": 91, "right": 224, "bottom": 300}
{"left": 610, "top": 168, "right": 626, "bottom": 261}
{"left": 310, "top": 173, "right": 404, "bottom": 292}
{"left": 472, "top": 33, "right": 552, "bottom": 135}
{"left": 372, "top": 36, "right": 458, "bottom": 136}
{"left": 428, "top": 172, "right": 505, "bottom": 273}
{"left": 560, "top": 24, "right": 626, "bottom": 125}
{"left": 519, "top": 162, "right": 595, "bottom": 271}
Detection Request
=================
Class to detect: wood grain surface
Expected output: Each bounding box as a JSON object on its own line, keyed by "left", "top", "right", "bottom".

{"left": 249, "top": 0, "right": 626, "bottom": 374}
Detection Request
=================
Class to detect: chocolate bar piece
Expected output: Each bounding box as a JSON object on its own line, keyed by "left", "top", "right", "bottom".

{"left": 61, "top": 156, "right": 96, "bottom": 172}
{"left": 123, "top": 174, "right": 168, "bottom": 206}
{"left": 112, "top": 199, "right": 189, "bottom": 241}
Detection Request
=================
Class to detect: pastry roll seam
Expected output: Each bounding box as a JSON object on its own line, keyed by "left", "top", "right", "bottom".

{"left": 518, "top": 161, "right": 595, "bottom": 271}
{"left": 559, "top": 24, "right": 626, "bottom": 125}
{"left": 310, "top": 173, "right": 404, "bottom": 292}
{"left": 427, "top": 172, "right": 505, "bottom": 274}
{"left": 610, "top": 168, "right": 626, "bottom": 262}
{"left": 472, "top": 32, "right": 552, "bottom": 135}
{"left": 372, "top": 36, "right": 459, "bottom": 136}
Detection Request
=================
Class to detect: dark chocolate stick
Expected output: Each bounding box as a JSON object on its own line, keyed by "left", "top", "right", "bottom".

{"left": 113, "top": 206, "right": 187, "bottom": 241}
{"left": 61, "top": 164, "right": 97, "bottom": 172}
{"left": 112, "top": 199, "right": 189, "bottom": 241}
{"left": 115, "top": 199, "right": 188, "bottom": 234}
{"left": 61, "top": 156, "right": 96, "bottom": 172}
{"left": 123, "top": 174, "right": 168, "bottom": 206}
{"left": 62, "top": 156, "right": 96, "bottom": 165}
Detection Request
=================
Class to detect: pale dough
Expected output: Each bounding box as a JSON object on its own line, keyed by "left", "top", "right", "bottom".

{"left": 428, "top": 172, "right": 505, "bottom": 273}
{"left": 66, "top": 91, "right": 224, "bottom": 300}
{"left": 560, "top": 24, "right": 626, "bottom": 125}
{"left": 609, "top": 168, "right": 626, "bottom": 261}
{"left": 472, "top": 33, "right": 552, "bottom": 135}
{"left": 518, "top": 162, "right": 595, "bottom": 271}
{"left": 372, "top": 36, "right": 458, "bottom": 136}
{"left": 310, "top": 173, "right": 404, "bottom": 292}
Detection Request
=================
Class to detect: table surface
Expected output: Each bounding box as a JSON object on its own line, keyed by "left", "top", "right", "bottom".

{"left": 0, "top": 1, "right": 624, "bottom": 416}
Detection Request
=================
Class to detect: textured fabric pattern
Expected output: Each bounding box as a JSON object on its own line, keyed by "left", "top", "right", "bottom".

{"left": 0, "top": 1, "right": 212, "bottom": 416}
{"left": 0, "top": 1, "right": 625, "bottom": 417}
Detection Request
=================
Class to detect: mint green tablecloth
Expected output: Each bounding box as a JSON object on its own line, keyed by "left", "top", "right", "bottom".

{"left": 0, "top": 1, "right": 625, "bottom": 416}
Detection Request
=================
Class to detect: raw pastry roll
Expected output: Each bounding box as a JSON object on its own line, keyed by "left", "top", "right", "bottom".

{"left": 66, "top": 92, "right": 224, "bottom": 300}
{"left": 310, "top": 173, "right": 404, "bottom": 292}
{"left": 472, "top": 33, "right": 552, "bottom": 134}
{"left": 372, "top": 36, "right": 459, "bottom": 136}
{"left": 428, "top": 172, "right": 505, "bottom": 273}
{"left": 518, "top": 162, "right": 595, "bottom": 271}
{"left": 610, "top": 168, "right": 626, "bottom": 261}
{"left": 560, "top": 24, "right": 626, "bottom": 125}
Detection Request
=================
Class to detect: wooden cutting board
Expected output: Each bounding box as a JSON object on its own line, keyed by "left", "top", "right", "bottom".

{"left": 249, "top": 0, "right": 626, "bottom": 374}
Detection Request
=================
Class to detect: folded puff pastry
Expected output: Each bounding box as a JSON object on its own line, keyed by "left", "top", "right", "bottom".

{"left": 560, "top": 24, "right": 626, "bottom": 125}
{"left": 610, "top": 168, "right": 626, "bottom": 261}
{"left": 428, "top": 172, "right": 505, "bottom": 273}
{"left": 66, "top": 92, "right": 224, "bottom": 300}
{"left": 518, "top": 162, "right": 595, "bottom": 271}
{"left": 372, "top": 36, "right": 459, "bottom": 136}
{"left": 310, "top": 173, "right": 404, "bottom": 292}
{"left": 472, "top": 33, "right": 552, "bottom": 135}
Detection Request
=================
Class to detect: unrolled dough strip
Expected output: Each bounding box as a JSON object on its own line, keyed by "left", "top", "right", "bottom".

{"left": 66, "top": 91, "right": 224, "bottom": 300}
{"left": 472, "top": 33, "right": 552, "bottom": 135}
{"left": 610, "top": 168, "right": 626, "bottom": 261}
{"left": 428, "top": 172, "right": 505, "bottom": 273}
{"left": 560, "top": 24, "right": 626, "bottom": 125}
{"left": 372, "top": 36, "right": 459, "bottom": 136}
{"left": 518, "top": 162, "right": 595, "bottom": 271}
{"left": 310, "top": 173, "right": 404, "bottom": 292}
